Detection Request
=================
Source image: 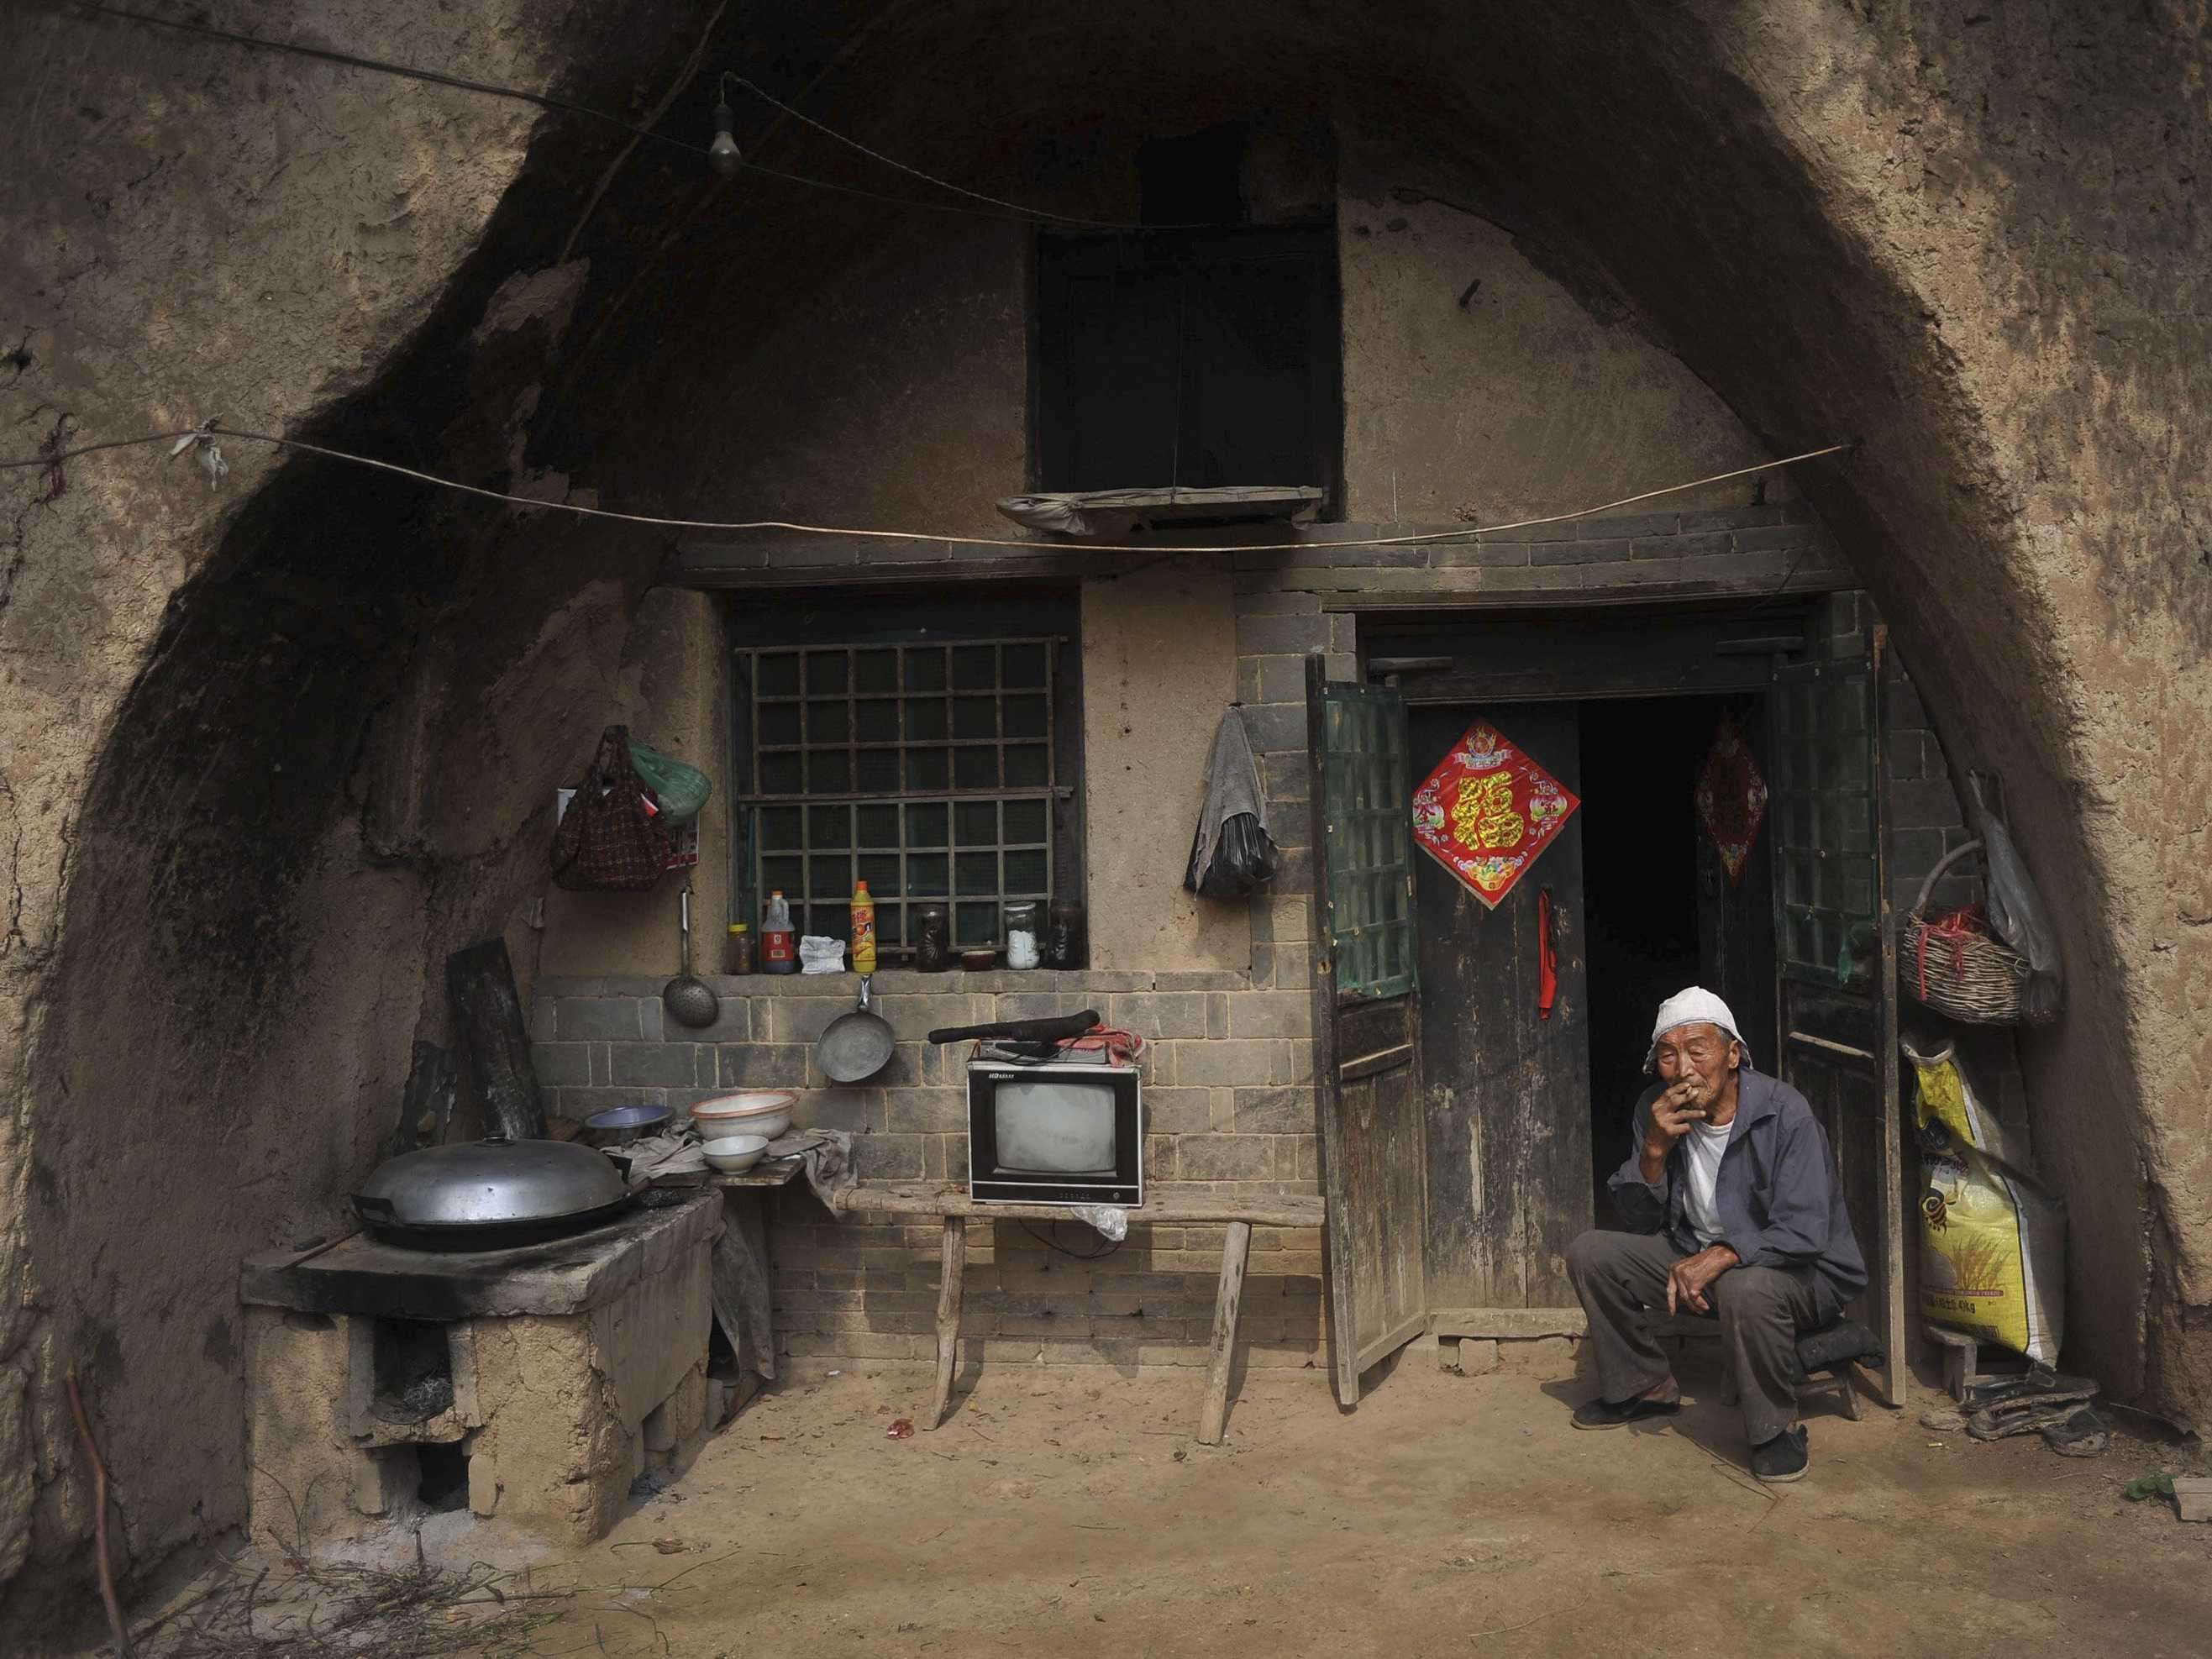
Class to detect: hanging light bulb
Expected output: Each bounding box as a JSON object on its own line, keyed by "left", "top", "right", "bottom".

{"left": 708, "top": 95, "right": 742, "bottom": 179}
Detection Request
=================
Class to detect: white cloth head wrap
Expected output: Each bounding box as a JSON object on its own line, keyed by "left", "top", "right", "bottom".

{"left": 1646, "top": 985, "right": 1751, "bottom": 1070}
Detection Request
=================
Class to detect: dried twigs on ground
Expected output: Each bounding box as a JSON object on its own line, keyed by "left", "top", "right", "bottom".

{"left": 136, "top": 1551, "right": 569, "bottom": 1658}
{"left": 67, "top": 1370, "right": 134, "bottom": 1658}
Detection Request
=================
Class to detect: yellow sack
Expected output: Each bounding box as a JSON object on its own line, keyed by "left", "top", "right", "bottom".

{"left": 1905, "top": 1039, "right": 2065, "bottom": 1364}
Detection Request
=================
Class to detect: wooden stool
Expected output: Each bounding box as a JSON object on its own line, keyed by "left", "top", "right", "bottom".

{"left": 1794, "top": 1353, "right": 1863, "bottom": 1421}
{"left": 1925, "top": 1324, "right": 1988, "bottom": 1403}
{"left": 1716, "top": 1320, "right": 1873, "bottom": 1421}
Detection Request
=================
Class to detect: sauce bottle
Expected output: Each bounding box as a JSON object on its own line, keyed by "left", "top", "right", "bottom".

{"left": 727, "top": 921, "right": 755, "bottom": 975}
{"left": 762, "top": 890, "right": 797, "bottom": 975}
{"left": 850, "top": 879, "right": 877, "bottom": 975}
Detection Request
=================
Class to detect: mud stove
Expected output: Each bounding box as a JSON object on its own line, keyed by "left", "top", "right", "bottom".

{"left": 239, "top": 1193, "right": 718, "bottom": 1547}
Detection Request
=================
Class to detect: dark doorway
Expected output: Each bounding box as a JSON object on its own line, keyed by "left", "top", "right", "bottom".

{"left": 1579, "top": 696, "right": 1722, "bottom": 1218}
{"left": 1377, "top": 602, "right": 1803, "bottom": 1313}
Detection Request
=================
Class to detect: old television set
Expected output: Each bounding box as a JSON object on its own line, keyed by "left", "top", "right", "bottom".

{"left": 966, "top": 1059, "right": 1143, "bottom": 1207}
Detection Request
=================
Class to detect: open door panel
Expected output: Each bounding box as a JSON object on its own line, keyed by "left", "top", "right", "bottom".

{"left": 1305, "top": 658, "right": 1427, "bottom": 1405}
{"left": 1768, "top": 628, "right": 1908, "bottom": 1405}
{"left": 1410, "top": 702, "right": 1590, "bottom": 1315}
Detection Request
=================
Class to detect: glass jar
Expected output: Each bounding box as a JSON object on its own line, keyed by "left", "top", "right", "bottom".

{"left": 1043, "top": 900, "right": 1085, "bottom": 969}
{"left": 912, "top": 904, "right": 952, "bottom": 973}
{"left": 726, "top": 921, "right": 755, "bottom": 975}
{"left": 1003, "top": 901, "right": 1042, "bottom": 970}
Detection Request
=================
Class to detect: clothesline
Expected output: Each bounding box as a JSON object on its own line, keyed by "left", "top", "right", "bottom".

{"left": 3, "top": 423, "right": 1853, "bottom": 556}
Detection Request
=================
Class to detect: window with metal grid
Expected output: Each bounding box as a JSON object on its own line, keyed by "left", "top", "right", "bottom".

{"left": 728, "top": 602, "right": 1081, "bottom": 957}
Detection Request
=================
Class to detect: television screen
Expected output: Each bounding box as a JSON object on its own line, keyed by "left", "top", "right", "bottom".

{"left": 994, "top": 1076, "right": 1117, "bottom": 1175}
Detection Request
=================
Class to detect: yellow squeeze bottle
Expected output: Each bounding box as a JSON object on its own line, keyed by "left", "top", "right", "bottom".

{"left": 850, "top": 879, "right": 876, "bottom": 974}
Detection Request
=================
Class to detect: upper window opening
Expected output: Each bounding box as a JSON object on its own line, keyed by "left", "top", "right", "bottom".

{"left": 1032, "top": 222, "right": 1342, "bottom": 514}
{"left": 1138, "top": 123, "right": 1248, "bottom": 227}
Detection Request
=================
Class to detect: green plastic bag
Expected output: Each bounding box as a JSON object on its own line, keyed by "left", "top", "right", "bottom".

{"left": 630, "top": 742, "right": 712, "bottom": 825}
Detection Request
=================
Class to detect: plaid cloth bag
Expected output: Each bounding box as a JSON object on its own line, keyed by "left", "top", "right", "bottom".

{"left": 551, "top": 725, "right": 672, "bottom": 891}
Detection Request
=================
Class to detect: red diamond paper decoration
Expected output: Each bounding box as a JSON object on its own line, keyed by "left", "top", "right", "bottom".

{"left": 1695, "top": 713, "right": 1768, "bottom": 885}
{"left": 1411, "top": 720, "right": 1580, "bottom": 909}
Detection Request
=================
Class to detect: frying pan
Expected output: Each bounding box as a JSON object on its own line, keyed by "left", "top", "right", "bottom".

{"left": 816, "top": 974, "right": 896, "bottom": 1082}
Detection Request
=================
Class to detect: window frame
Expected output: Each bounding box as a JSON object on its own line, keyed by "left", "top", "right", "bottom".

{"left": 723, "top": 589, "right": 1085, "bottom": 962}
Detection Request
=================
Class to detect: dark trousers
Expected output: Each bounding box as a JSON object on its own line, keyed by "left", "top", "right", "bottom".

{"left": 1565, "top": 1229, "right": 1842, "bottom": 1446}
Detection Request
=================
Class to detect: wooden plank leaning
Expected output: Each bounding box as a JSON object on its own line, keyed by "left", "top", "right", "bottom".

{"left": 1197, "top": 1221, "right": 1253, "bottom": 1446}
{"left": 927, "top": 1215, "right": 967, "bottom": 1430}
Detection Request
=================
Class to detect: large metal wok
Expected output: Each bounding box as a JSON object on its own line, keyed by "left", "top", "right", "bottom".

{"left": 353, "top": 1135, "right": 632, "bottom": 1248}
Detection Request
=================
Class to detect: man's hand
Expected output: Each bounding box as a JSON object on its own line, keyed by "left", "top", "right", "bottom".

{"left": 1637, "top": 1078, "right": 1706, "bottom": 1180}
{"left": 1666, "top": 1244, "right": 1740, "bottom": 1315}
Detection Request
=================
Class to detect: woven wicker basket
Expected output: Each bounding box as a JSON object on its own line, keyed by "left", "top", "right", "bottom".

{"left": 1904, "top": 839, "right": 2028, "bottom": 1025}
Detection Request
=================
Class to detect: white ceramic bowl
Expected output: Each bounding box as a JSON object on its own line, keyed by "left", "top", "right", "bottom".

{"left": 701, "top": 1133, "right": 770, "bottom": 1173}
{"left": 690, "top": 1089, "right": 796, "bottom": 1143}
{"left": 698, "top": 1109, "right": 789, "bottom": 1141}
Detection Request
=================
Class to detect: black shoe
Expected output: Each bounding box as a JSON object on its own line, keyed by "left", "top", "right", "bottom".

{"left": 1751, "top": 1425, "right": 1809, "bottom": 1482}
{"left": 1571, "top": 1391, "right": 1681, "bottom": 1430}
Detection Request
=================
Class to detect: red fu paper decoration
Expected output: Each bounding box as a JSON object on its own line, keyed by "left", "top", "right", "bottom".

{"left": 1695, "top": 712, "right": 1768, "bottom": 886}
{"left": 1412, "top": 720, "right": 1580, "bottom": 910}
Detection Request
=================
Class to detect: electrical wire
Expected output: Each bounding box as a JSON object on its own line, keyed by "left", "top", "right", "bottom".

{"left": 86, "top": 3, "right": 701, "bottom": 155}
{"left": 0, "top": 424, "right": 1856, "bottom": 557}
{"left": 80, "top": 4, "right": 1202, "bottom": 230}
{"left": 721, "top": 71, "right": 1202, "bottom": 231}
{"left": 1020, "top": 1219, "right": 1124, "bottom": 1262}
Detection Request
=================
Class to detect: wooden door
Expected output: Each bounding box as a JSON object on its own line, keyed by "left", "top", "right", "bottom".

{"left": 1768, "top": 628, "right": 1907, "bottom": 1404}
{"left": 1411, "top": 704, "right": 1592, "bottom": 1313}
{"left": 1305, "top": 659, "right": 1427, "bottom": 1405}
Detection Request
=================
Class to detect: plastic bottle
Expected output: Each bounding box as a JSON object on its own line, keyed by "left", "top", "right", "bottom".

{"left": 762, "top": 890, "right": 797, "bottom": 974}
{"left": 726, "top": 921, "right": 755, "bottom": 975}
{"left": 1004, "top": 900, "right": 1041, "bottom": 970}
{"left": 850, "top": 879, "right": 877, "bottom": 975}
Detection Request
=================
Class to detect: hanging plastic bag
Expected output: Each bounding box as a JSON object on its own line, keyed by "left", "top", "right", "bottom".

{"left": 1185, "top": 706, "right": 1278, "bottom": 900}
{"left": 1962, "top": 774, "right": 2063, "bottom": 1024}
{"left": 550, "top": 725, "right": 672, "bottom": 891}
{"left": 630, "top": 742, "right": 712, "bottom": 826}
{"left": 1905, "top": 1037, "right": 2066, "bottom": 1364}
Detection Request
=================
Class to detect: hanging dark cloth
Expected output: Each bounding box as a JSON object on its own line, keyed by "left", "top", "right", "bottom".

{"left": 1185, "top": 706, "right": 1278, "bottom": 900}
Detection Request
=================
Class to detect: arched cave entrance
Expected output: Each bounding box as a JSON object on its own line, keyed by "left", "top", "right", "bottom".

{"left": 9, "top": 0, "right": 2205, "bottom": 1636}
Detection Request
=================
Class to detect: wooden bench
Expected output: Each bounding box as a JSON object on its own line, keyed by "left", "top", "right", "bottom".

{"left": 833, "top": 1185, "right": 1327, "bottom": 1443}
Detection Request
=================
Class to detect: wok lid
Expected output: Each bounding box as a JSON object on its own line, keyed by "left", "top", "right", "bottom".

{"left": 356, "top": 1136, "right": 627, "bottom": 1228}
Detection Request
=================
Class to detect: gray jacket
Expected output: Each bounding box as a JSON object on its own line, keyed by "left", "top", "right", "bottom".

{"left": 1606, "top": 1066, "right": 1868, "bottom": 1301}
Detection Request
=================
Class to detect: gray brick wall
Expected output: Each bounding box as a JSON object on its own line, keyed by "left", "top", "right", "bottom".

{"left": 530, "top": 963, "right": 1328, "bottom": 1373}
{"left": 1884, "top": 657, "right": 1978, "bottom": 916}
{"left": 1223, "top": 501, "right": 1847, "bottom": 603}
{"left": 531, "top": 969, "right": 1319, "bottom": 1189}
{"left": 1820, "top": 591, "right": 1978, "bottom": 916}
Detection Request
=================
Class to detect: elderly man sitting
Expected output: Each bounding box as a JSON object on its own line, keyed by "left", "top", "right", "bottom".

{"left": 1565, "top": 988, "right": 1866, "bottom": 1483}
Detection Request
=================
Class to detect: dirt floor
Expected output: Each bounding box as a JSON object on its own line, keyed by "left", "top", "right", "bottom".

{"left": 129, "top": 1346, "right": 2209, "bottom": 1658}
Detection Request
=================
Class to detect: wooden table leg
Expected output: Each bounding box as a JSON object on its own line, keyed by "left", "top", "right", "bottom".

{"left": 1197, "top": 1221, "right": 1252, "bottom": 1445}
{"left": 927, "top": 1215, "right": 966, "bottom": 1430}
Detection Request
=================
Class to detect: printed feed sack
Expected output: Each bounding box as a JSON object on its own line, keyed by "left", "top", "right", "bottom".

{"left": 1905, "top": 1038, "right": 2066, "bottom": 1364}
